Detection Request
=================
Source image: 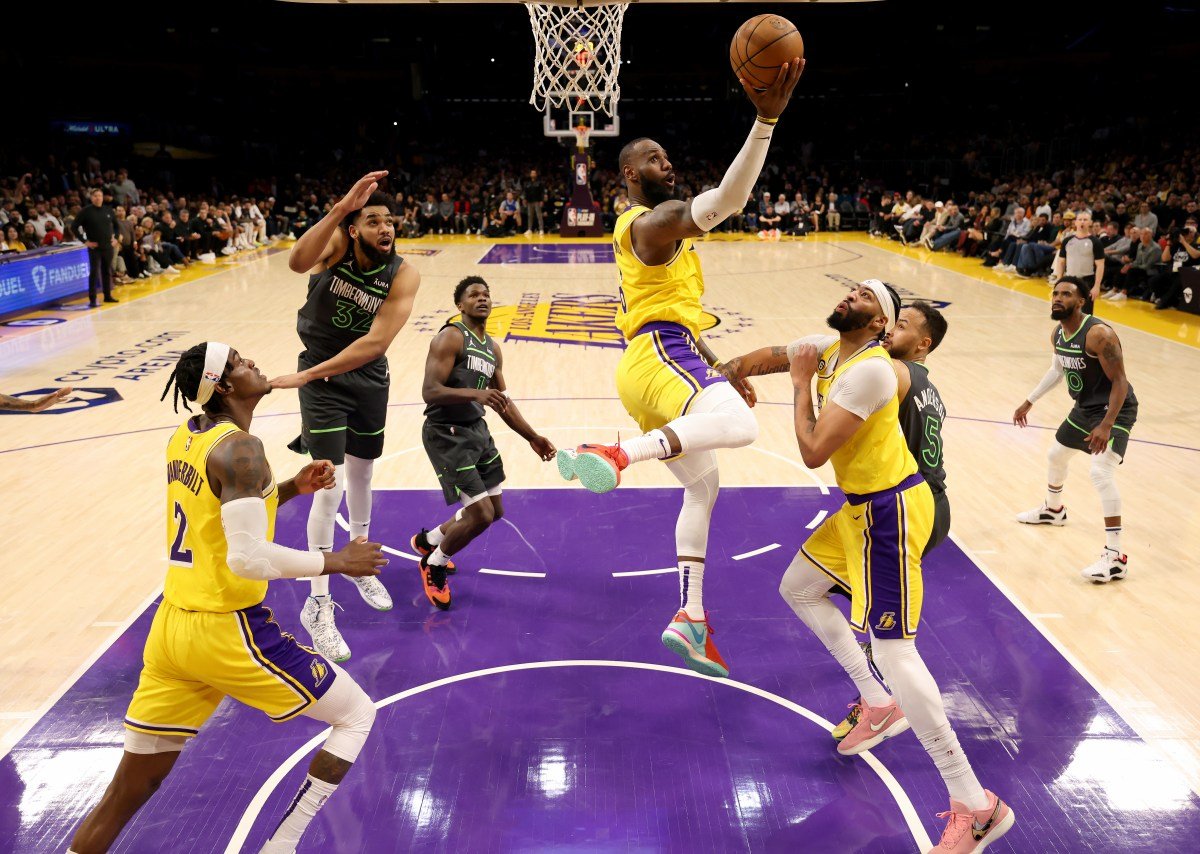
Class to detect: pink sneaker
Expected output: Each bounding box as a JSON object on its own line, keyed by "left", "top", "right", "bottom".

{"left": 835, "top": 697, "right": 910, "bottom": 756}
{"left": 928, "top": 791, "right": 1015, "bottom": 853}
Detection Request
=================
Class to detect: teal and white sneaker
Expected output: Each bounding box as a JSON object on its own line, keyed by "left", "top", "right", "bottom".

{"left": 661, "top": 609, "right": 730, "bottom": 678}
{"left": 349, "top": 575, "right": 393, "bottom": 611}
{"left": 555, "top": 443, "right": 628, "bottom": 494}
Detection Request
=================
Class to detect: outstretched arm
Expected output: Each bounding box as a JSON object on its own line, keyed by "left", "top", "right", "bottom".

{"left": 0, "top": 387, "right": 72, "bottom": 412}
{"left": 490, "top": 345, "right": 555, "bottom": 461}
{"left": 270, "top": 262, "right": 420, "bottom": 388}
{"left": 631, "top": 60, "right": 805, "bottom": 256}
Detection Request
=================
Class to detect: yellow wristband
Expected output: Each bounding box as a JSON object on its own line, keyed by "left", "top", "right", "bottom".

{"left": 756, "top": 115, "right": 779, "bottom": 125}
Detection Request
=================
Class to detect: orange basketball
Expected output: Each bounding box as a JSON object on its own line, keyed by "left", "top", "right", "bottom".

{"left": 729, "top": 14, "right": 804, "bottom": 92}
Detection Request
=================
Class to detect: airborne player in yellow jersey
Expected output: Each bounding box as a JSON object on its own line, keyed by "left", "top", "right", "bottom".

{"left": 723, "top": 283, "right": 1014, "bottom": 853}
{"left": 555, "top": 59, "right": 803, "bottom": 678}
{"left": 70, "top": 343, "right": 386, "bottom": 854}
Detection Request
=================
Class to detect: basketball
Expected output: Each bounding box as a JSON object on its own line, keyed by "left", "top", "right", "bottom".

{"left": 729, "top": 14, "right": 804, "bottom": 91}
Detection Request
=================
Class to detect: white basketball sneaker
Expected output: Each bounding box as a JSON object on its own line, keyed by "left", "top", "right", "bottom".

{"left": 349, "top": 575, "right": 393, "bottom": 611}
{"left": 1016, "top": 502, "right": 1067, "bottom": 526}
{"left": 1081, "top": 548, "right": 1128, "bottom": 583}
{"left": 300, "top": 595, "right": 350, "bottom": 662}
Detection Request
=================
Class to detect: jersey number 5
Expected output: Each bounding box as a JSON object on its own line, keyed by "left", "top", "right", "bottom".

{"left": 169, "top": 501, "right": 194, "bottom": 567}
{"left": 922, "top": 416, "right": 943, "bottom": 469}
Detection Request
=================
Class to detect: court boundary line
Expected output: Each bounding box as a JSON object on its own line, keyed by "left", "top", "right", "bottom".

{"left": 7, "top": 399, "right": 1196, "bottom": 457}
{"left": 222, "top": 659, "right": 934, "bottom": 853}
{"left": 0, "top": 585, "right": 163, "bottom": 760}
{"left": 947, "top": 532, "right": 1200, "bottom": 795}
{"left": 853, "top": 238, "right": 1200, "bottom": 349}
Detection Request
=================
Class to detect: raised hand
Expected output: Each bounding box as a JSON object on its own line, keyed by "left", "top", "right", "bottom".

{"left": 740, "top": 58, "right": 805, "bottom": 119}
{"left": 337, "top": 170, "right": 389, "bottom": 213}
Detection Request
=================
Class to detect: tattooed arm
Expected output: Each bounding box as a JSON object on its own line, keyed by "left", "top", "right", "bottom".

{"left": 1087, "top": 324, "right": 1130, "bottom": 454}
{"left": 718, "top": 345, "right": 791, "bottom": 382}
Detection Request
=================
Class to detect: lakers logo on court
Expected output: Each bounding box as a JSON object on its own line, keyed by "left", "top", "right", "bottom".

{"left": 414, "top": 293, "right": 749, "bottom": 349}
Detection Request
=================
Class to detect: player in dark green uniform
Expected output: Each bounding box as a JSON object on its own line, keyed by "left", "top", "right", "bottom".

{"left": 1014, "top": 276, "right": 1137, "bottom": 583}
{"left": 271, "top": 170, "right": 421, "bottom": 660}
{"left": 884, "top": 301, "right": 951, "bottom": 554}
{"left": 410, "top": 277, "right": 556, "bottom": 609}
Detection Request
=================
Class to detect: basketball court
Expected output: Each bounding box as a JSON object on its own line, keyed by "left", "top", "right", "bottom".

{"left": 3, "top": 1, "right": 1200, "bottom": 851}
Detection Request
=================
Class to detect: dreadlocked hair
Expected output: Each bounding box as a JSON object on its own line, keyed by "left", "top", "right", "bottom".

{"left": 160, "top": 343, "right": 210, "bottom": 413}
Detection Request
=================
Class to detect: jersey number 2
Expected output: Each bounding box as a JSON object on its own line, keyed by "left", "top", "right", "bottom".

{"left": 170, "top": 502, "right": 194, "bottom": 567}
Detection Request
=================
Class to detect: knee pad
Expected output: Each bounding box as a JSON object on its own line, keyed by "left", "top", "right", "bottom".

{"left": 307, "top": 668, "right": 376, "bottom": 764}
{"left": 1046, "top": 441, "right": 1073, "bottom": 485}
{"left": 124, "top": 729, "right": 187, "bottom": 755}
{"left": 1089, "top": 450, "right": 1122, "bottom": 516}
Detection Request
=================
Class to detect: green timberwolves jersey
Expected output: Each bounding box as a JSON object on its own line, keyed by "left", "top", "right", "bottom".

{"left": 297, "top": 246, "right": 403, "bottom": 364}
{"left": 424, "top": 321, "right": 498, "bottom": 424}
{"left": 1054, "top": 315, "right": 1136, "bottom": 409}
{"left": 898, "top": 361, "right": 947, "bottom": 493}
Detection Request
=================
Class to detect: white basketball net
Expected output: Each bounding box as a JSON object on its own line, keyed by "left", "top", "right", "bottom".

{"left": 526, "top": 1, "right": 627, "bottom": 116}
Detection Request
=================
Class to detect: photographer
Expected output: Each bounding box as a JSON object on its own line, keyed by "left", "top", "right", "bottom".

{"left": 1150, "top": 221, "right": 1200, "bottom": 310}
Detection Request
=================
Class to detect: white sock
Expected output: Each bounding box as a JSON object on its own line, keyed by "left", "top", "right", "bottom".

{"left": 779, "top": 556, "right": 890, "bottom": 707}
{"left": 344, "top": 455, "right": 373, "bottom": 542}
{"left": 619, "top": 429, "right": 671, "bottom": 465}
{"left": 309, "top": 548, "right": 331, "bottom": 598}
{"left": 426, "top": 525, "right": 446, "bottom": 546}
{"left": 262, "top": 774, "right": 338, "bottom": 851}
{"left": 679, "top": 560, "right": 705, "bottom": 620}
{"left": 1046, "top": 484, "right": 1064, "bottom": 511}
{"left": 873, "top": 638, "right": 988, "bottom": 810}
{"left": 1105, "top": 526, "right": 1121, "bottom": 553}
{"left": 428, "top": 547, "right": 450, "bottom": 567}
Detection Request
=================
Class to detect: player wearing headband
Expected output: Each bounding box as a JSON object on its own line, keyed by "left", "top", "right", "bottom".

{"left": 722, "top": 281, "right": 1014, "bottom": 853}
{"left": 70, "top": 343, "right": 387, "bottom": 854}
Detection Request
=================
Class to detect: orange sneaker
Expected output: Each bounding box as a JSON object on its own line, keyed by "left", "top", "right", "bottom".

{"left": 556, "top": 443, "right": 629, "bottom": 494}
{"left": 928, "top": 791, "right": 1015, "bottom": 852}
{"left": 660, "top": 610, "right": 730, "bottom": 678}
{"left": 418, "top": 554, "right": 452, "bottom": 611}
{"left": 410, "top": 528, "right": 456, "bottom": 574}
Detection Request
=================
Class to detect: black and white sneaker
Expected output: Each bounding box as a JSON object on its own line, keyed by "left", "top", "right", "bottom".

{"left": 1016, "top": 502, "right": 1067, "bottom": 526}
{"left": 1081, "top": 548, "right": 1128, "bottom": 583}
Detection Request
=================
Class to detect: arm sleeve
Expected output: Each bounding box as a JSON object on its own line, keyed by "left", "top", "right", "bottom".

{"left": 828, "top": 358, "right": 897, "bottom": 420}
{"left": 786, "top": 334, "right": 838, "bottom": 360}
{"left": 1026, "top": 354, "right": 1063, "bottom": 403}
{"left": 222, "top": 497, "right": 325, "bottom": 580}
{"left": 690, "top": 119, "right": 776, "bottom": 232}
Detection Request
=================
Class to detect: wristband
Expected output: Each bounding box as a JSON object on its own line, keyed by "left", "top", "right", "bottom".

{"left": 756, "top": 115, "right": 779, "bottom": 126}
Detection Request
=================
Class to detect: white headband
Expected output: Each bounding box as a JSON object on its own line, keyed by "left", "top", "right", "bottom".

{"left": 862, "top": 279, "right": 898, "bottom": 334}
{"left": 194, "top": 342, "right": 231, "bottom": 406}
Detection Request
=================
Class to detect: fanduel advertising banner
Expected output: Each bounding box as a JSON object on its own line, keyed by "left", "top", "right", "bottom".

{"left": 0, "top": 246, "right": 91, "bottom": 316}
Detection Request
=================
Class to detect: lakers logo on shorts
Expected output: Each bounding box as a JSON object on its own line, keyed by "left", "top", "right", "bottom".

{"left": 875, "top": 612, "right": 897, "bottom": 632}
{"left": 310, "top": 659, "right": 329, "bottom": 688}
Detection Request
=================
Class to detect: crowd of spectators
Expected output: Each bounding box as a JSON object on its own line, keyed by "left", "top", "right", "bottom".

{"left": 861, "top": 154, "right": 1199, "bottom": 310}
{"left": 2, "top": 138, "right": 1197, "bottom": 311}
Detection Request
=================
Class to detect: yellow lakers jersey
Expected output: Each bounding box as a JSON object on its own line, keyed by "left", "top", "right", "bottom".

{"left": 816, "top": 341, "right": 917, "bottom": 495}
{"left": 613, "top": 205, "right": 706, "bottom": 339}
{"left": 164, "top": 419, "right": 278, "bottom": 612}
